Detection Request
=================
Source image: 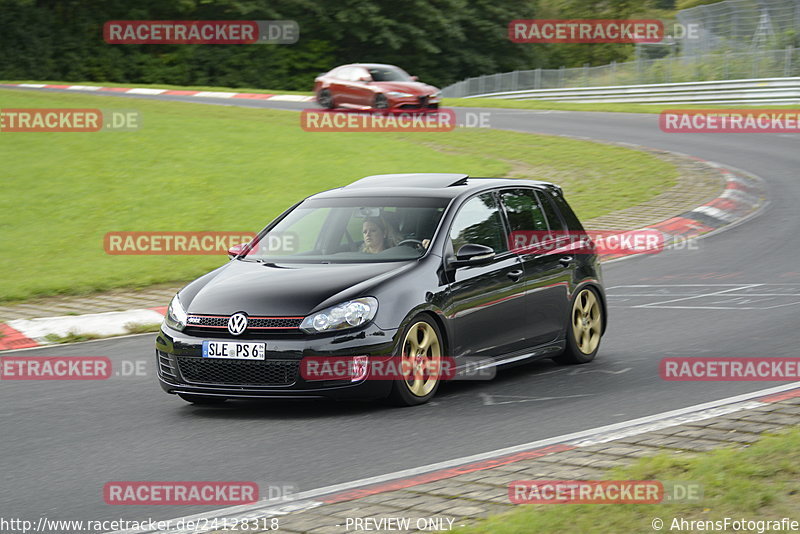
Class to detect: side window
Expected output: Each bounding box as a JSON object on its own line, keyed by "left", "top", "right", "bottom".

{"left": 500, "top": 189, "right": 548, "bottom": 234}
{"left": 449, "top": 193, "right": 508, "bottom": 254}
{"left": 500, "top": 188, "right": 557, "bottom": 253}
{"left": 535, "top": 190, "right": 566, "bottom": 232}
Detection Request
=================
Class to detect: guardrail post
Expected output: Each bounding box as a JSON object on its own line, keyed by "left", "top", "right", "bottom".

{"left": 512, "top": 70, "right": 519, "bottom": 91}
{"left": 534, "top": 68, "right": 541, "bottom": 89}
{"left": 785, "top": 46, "right": 792, "bottom": 77}
{"left": 611, "top": 61, "right": 617, "bottom": 85}
{"left": 559, "top": 66, "right": 565, "bottom": 88}
{"left": 583, "top": 63, "right": 589, "bottom": 86}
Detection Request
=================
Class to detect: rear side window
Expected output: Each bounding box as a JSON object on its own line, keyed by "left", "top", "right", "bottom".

{"left": 449, "top": 193, "right": 508, "bottom": 253}
{"left": 500, "top": 188, "right": 548, "bottom": 230}
{"left": 547, "top": 190, "right": 583, "bottom": 230}
{"left": 535, "top": 190, "right": 566, "bottom": 232}
{"left": 499, "top": 188, "right": 549, "bottom": 252}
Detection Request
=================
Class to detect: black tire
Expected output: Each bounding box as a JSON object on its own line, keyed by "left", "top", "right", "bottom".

{"left": 317, "top": 89, "right": 334, "bottom": 109}
{"left": 373, "top": 94, "right": 389, "bottom": 110}
{"left": 387, "top": 315, "right": 444, "bottom": 406}
{"left": 178, "top": 393, "right": 227, "bottom": 405}
{"left": 553, "top": 286, "right": 603, "bottom": 365}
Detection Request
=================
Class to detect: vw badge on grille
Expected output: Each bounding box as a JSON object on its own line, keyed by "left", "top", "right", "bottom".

{"left": 227, "top": 312, "right": 248, "bottom": 336}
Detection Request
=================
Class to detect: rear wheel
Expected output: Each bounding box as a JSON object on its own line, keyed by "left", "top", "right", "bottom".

{"left": 178, "top": 393, "right": 227, "bottom": 405}
{"left": 387, "top": 316, "right": 443, "bottom": 406}
{"left": 553, "top": 287, "right": 603, "bottom": 364}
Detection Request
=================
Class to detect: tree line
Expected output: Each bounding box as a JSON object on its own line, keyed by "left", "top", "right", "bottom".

{"left": 0, "top": 0, "right": 672, "bottom": 90}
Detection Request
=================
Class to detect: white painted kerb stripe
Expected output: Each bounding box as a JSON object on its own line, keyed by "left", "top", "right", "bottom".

{"left": 126, "top": 88, "right": 167, "bottom": 95}
{"left": 193, "top": 91, "right": 237, "bottom": 98}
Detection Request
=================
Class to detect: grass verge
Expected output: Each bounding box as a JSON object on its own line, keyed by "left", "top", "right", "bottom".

{"left": 0, "top": 80, "right": 313, "bottom": 95}
{"left": 456, "top": 428, "right": 800, "bottom": 534}
{"left": 0, "top": 88, "right": 676, "bottom": 301}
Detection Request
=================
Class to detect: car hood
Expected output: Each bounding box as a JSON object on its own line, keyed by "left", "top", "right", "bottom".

{"left": 371, "top": 81, "right": 438, "bottom": 95}
{"left": 182, "top": 260, "right": 412, "bottom": 316}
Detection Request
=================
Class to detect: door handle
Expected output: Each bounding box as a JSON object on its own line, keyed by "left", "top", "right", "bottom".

{"left": 507, "top": 269, "right": 523, "bottom": 281}
{"left": 559, "top": 256, "right": 573, "bottom": 267}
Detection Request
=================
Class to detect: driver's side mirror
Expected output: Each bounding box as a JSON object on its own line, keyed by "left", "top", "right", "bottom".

{"left": 450, "top": 243, "right": 495, "bottom": 268}
{"left": 227, "top": 243, "right": 246, "bottom": 258}
{"left": 359, "top": 76, "right": 371, "bottom": 83}
{"left": 410, "top": 75, "right": 419, "bottom": 81}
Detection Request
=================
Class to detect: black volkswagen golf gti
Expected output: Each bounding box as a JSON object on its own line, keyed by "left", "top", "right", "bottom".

{"left": 156, "top": 173, "right": 606, "bottom": 406}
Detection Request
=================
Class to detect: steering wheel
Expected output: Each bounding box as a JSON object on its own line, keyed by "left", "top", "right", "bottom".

{"left": 397, "top": 239, "right": 426, "bottom": 251}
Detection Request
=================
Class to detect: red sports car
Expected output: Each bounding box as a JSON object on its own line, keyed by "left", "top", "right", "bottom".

{"left": 314, "top": 63, "right": 441, "bottom": 111}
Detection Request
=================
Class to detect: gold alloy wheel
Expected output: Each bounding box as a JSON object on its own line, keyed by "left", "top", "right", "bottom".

{"left": 572, "top": 289, "right": 602, "bottom": 355}
{"left": 401, "top": 321, "right": 441, "bottom": 397}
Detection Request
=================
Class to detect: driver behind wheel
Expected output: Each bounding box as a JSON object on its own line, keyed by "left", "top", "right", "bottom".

{"left": 361, "top": 216, "right": 400, "bottom": 253}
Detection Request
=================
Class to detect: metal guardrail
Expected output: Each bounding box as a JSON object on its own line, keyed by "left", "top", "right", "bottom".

{"left": 454, "top": 77, "right": 800, "bottom": 105}
{"left": 442, "top": 48, "right": 799, "bottom": 98}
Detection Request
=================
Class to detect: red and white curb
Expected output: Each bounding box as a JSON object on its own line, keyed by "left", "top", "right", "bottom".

{"left": 600, "top": 160, "right": 766, "bottom": 262}
{"left": 0, "top": 83, "right": 315, "bottom": 102}
{"left": 108, "top": 381, "right": 800, "bottom": 534}
{"left": 0, "top": 307, "right": 166, "bottom": 351}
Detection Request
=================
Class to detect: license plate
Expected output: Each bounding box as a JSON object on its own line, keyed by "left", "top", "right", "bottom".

{"left": 202, "top": 341, "right": 266, "bottom": 360}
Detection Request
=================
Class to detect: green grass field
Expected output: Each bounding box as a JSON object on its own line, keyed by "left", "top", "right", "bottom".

{"left": 0, "top": 88, "right": 676, "bottom": 302}
{"left": 456, "top": 428, "right": 800, "bottom": 534}
{"left": 0, "top": 80, "right": 313, "bottom": 95}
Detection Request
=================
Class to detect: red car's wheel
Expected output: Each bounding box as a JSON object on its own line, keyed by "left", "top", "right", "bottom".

{"left": 318, "top": 89, "right": 335, "bottom": 109}
{"left": 373, "top": 94, "right": 389, "bottom": 110}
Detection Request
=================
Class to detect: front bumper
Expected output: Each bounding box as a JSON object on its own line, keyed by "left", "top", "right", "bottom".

{"left": 155, "top": 322, "right": 398, "bottom": 400}
{"left": 388, "top": 95, "right": 440, "bottom": 110}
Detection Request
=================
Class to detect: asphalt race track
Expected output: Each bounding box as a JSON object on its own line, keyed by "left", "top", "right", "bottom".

{"left": 2, "top": 87, "right": 799, "bottom": 524}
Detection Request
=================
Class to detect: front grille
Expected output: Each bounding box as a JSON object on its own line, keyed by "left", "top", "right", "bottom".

{"left": 419, "top": 96, "right": 428, "bottom": 107}
{"left": 185, "top": 314, "right": 303, "bottom": 337}
{"left": 177, "top": 356, "right": 298, "bottom": 386}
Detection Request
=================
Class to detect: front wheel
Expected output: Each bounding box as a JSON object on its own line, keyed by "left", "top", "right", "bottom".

{"left": 387, "top": 316, "right": 443, "bottom": 406}
{"left": 373, "top": 94, "right": 389, "bottom": 110}
{"left": 317, "top": 89, "right": 334, "bottom": 109}
{"left": 553, "top": 287, "right": 603, "bottom": 365}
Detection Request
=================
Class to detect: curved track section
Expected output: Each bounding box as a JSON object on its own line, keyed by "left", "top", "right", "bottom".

{"left": 1, "top": 86, "right": 798, "bottom": 523}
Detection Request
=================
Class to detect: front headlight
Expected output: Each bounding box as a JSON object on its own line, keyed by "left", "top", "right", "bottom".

{"left": 387, "top": 91, "right": 414, "bottom": 98}
{"left": 300, "top": 297, "right": 378, "bottom": 333}
{"left": 164, "top": 295, "right": 188, "bottom": 331}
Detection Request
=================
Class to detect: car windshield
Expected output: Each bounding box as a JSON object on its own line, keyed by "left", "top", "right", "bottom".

{"left": 241, "top": 196, "right": 450, "bottom": 263}
{"left": 367, "top": 66, "right": 412, "bottom": 82}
